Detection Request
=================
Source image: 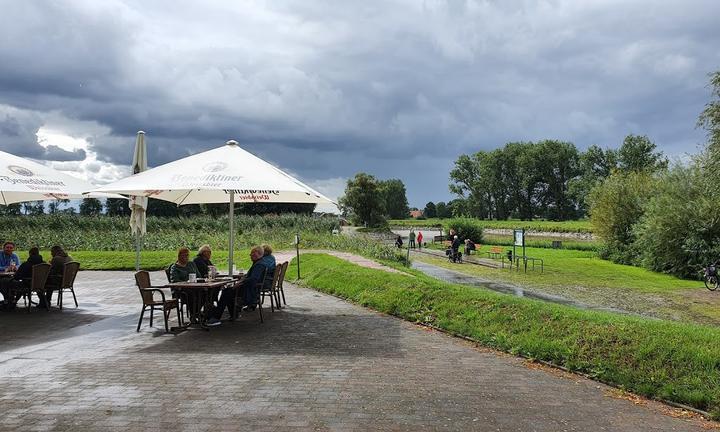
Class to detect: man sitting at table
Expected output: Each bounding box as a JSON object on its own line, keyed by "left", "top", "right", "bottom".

{"left": 0, "top": 248, "right": 43, "bottom": 310}
{"left": 0, "top": 241, "right": 20, "bottom": 271}
{"left": 193, "top": 244, "right": 213, "bottom": 279}
{"left": 206, "top": 245, "right": 268, "bottom": 326}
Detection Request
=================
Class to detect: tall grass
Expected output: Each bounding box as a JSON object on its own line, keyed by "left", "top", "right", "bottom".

{"left": 390, "top": 218, "right": 593, "bottom": 233}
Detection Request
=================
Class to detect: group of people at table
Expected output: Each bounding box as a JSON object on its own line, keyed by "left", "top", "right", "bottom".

{"left": 168, "top": 243, "right": 276, "bottom": 327}
{"left": 0, "top": 242, "right": 73, "bottom": 310}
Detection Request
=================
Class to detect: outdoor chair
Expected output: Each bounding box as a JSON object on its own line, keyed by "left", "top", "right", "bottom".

{"left": 14, "top": 263, "right": 51, "bottom": 312}
{"left": 47, "top": 261, "right": 80, "bottom": 309}
{"left": 260, "top": 265, "right": 282, "bottom": 313}
{"left": 233, "top": 266, "right": 267, "bottom": 323}
{"left": 274, "top": 261, "right": 289, "bottom": 307}
{"left": 166, "top": 263, "right": 190, "bottom": 320}
{"left": 135, "top": 271, "right": 182, "bottom": 333}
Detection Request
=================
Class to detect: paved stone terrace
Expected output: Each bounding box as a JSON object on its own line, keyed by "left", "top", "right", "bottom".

{"left": 0, "top": 268, "right": 715, "bottom": 431}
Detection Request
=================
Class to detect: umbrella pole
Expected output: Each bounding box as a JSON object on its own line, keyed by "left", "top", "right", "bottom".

{"left": 135, "top": 232, "right": 141, "bottom": 271}
{"left": 228, "top": 191, "right": 235, "bottom": 276}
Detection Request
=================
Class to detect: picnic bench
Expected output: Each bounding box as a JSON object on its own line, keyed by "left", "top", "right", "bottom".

{"left": 486, "top": 246, "right": 504, "bottom": 259}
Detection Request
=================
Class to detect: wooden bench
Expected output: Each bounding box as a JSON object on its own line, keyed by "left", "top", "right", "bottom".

{"left": 486, "top": 246, "right": 504, "bottom": 259}
{"left": 432, "top": 235, "right": 444, "bottom": 244}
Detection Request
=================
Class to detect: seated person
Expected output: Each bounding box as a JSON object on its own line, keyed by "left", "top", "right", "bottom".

{"left": 0, "top": 248, "right": 44, "bottom": 309}
{"left": 261, "top": 244, "right": 276, "bottom": 276}
{"left": 170, "top": 247, "right": 200, "bottom": 314}
{"left": 465, "top": 239, "right": 476, "bottom": 254}
{"left": 395, "top": 235, "right": 403, "bottom": 249}
{"left": 0, "top": 241, "right": 20, "bottom": 271}
{"left": 41, "top": 245, "right": 72, "bottom": 308}
{"left": 193, "top": 245, "right": 213, "bottom": 279}
{"left": 206, "top": 245, "right": 267, "bottom": 326}
{"left": 170, "top": 247, "right": 199, "bottom": 282}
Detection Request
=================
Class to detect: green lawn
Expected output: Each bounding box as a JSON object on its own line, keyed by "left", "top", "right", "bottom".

{"left": 423, "top": 245, "right": 701, "bottom": 293}
{"left": 390, "top": 218, "right": 593, "bottom": 233}
{"left": 290, "top": 253, "right": 720, "bottom": 418}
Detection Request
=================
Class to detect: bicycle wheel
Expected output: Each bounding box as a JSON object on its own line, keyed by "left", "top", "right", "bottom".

{"left": 705, "top": 275, "right": 718, "bottom": 291}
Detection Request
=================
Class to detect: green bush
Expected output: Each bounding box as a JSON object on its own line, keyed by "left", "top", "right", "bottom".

{"left": 445, "top": 218, "right": 484, "bottom": 243}
{"left": 635, "top": 159, "right": 720, "bottom": 278}
{"left": 588, "top": 172, "right": 657, "bottom": 264}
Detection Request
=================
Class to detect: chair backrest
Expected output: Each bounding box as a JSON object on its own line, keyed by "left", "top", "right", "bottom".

{"left": 61, "top": 261, "right": 80, "bottom": 289}
{"left": 165, "top": 265, "right": 172, "bottom": 283}
{"left": 134, "top": 271, "right": 155, "bottom": 304}
{"left": 30, "top": 263, "right": 51, "bottom": 292}
{"left": 276, "top": 261, "right": 289, "bottom": 289}
{"left": 267, "top": 266, "right": 281, "bottom": 292}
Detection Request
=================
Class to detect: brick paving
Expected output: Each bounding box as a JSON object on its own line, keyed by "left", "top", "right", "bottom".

{"left": 0, "top": 268, "right": 715, "bottom": 431}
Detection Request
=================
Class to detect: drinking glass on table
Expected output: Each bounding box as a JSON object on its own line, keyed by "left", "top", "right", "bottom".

{"left": 188, "top": 273, "right": 197, "bottom": 283}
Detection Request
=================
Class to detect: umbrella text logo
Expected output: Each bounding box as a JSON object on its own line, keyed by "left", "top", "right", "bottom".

{"left": 7, "top": 165, "right": 34, "bottom": 177}
{"left": 203, "top": 162, "right": 228, "bottom": 173}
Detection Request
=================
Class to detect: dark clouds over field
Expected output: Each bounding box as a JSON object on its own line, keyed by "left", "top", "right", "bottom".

{"left": 0, "top": 0, "right": 719, "bottom": 205}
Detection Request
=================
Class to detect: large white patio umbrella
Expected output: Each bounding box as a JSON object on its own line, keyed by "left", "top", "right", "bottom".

{"left": 92, "top": 140, "right": 335, "bottom": 274}
{"left": 129, "top": 131, "right": 148, "bottom": 271}
{"left": 0, "top": 149, "right": 117, "bottom": 204}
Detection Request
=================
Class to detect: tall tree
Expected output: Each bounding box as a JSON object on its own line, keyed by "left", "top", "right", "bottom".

{"left": 378, "top": 179, "right": 410, "bottom": 219}
{"left": 22, "top": 201, "right": 45, "bottom": 215}
{"left": 338, "top": 173, "right": 385, "bottom": 227}
{"left": 435, "top": 201, "right": 451, "bottom": 218}
{"left": 618, "top": 134, "right": 668, "bottom": 173}
{"left": 79, "top": 198, "right": 103, "bottom": 216}
{"left": 423, "top": 201, "right": 437, "bottom": 218}
{"left": 105, "top": 198, "right": 131, "bottom": 216}
{"left": 698, "top": 70, "right": 720, "bottom": 164}
{"left": 569, "top": 145, "right": 618, "bottom": 217}
{"left": 535, "top": 140, "right": 580, "bottom": 220}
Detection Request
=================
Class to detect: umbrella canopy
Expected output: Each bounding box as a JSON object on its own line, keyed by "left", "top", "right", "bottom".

{"left": 0, "top": 149, "right": 117, "bottom": 204}
{"left": 129, "top": 131, "right": 148, "bottom": 236}
{"left": 92, "top": 140, "right": 333, "bottom": 205}
{"left": 94, "top": 140, "right": 335, "bottom": 273}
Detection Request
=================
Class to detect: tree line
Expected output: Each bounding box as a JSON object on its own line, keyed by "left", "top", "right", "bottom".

{"left": 448, "top": 135, "right": 668, "bottom": 221}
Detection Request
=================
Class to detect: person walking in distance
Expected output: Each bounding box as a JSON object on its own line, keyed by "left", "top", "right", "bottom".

{"left": 408, "top": 230, "right": 416, "bottom": 249}
{"left": 417, "top": 231, "right": 424, "bottom": 250}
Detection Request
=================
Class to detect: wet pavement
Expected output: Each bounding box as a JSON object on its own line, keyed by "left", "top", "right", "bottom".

{"left": 0, "top": 268, "right": 714, "bottom": 431}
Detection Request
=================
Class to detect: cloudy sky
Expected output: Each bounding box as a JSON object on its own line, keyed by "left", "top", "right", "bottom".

{"left": 1, "top": 0, "right": 719, "bottom": 207}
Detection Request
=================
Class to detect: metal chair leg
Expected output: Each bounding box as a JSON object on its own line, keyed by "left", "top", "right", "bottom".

{"left": 137, "top": 306, "right": 146, "bottom": 332}
{"left": 70, "top": 288, "right": 78, "bottom": 307}
{"left": 149, "top": 306, "right": 154, "bottom": 327}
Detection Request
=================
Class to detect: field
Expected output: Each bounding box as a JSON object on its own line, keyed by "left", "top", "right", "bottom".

{"left": 389, "top": 218, "right": 593, "bottom": 233}
{"left": 293, "top": 253, "right": 720, "bottom": 418}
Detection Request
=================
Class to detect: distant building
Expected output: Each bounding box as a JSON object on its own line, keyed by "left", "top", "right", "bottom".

{"left": 409, "top": 210, "right": 424, "bottom": 219}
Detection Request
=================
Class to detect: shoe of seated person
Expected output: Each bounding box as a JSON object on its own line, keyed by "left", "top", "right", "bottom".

{"left": 206, "top": 317, "right": 222, "bottom": 327}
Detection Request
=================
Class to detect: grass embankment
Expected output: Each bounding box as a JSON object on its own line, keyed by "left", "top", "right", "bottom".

{"left": 390, "top": 218, "right": 593, "bottom": 233}
{"left": 290, "top": 253, "right": 720, "bottom": 418}
{"left": 480, "top": 234, "right": 599, "bottom": 251}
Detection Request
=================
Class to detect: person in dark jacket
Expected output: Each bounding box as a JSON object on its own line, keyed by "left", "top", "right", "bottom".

{"left": 1, "top": 248, "right": 44, "bottom": 309}
{"left": 40, "top": 245, "right": 72, "bottom": 308}
{"left": 451, "top": 235, "right": 462, "bottom": 263}
{"left": 206, "top": 246, "right": 268, "bottom": 326}
{"left": 193, "top": 244, "right": 214, "bottom": 278}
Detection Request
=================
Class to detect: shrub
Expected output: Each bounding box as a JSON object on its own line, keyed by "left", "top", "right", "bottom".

{"left": 588, "top": 172, "right": 657, "bottom": 264}
{"left": 445, "top": 218, "right": 484, "bottom": 243}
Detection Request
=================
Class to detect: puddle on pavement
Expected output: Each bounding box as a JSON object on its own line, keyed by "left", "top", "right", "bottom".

{"left": 410, "top": 259, "right": 630, "bottom": 315}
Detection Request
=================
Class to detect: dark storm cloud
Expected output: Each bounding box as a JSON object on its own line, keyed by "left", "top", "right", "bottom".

{"left": 0, "top": 0, "right": 719, "bottom": 205}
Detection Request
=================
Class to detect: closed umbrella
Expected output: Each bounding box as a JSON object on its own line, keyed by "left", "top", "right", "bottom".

{"left": 93, "top": 140, "right": 335, "bottom": 274}
{"left": 129, "top": 131, "right": 148, "bottom": 271}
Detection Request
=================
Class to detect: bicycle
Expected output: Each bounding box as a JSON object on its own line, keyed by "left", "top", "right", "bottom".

{"left": 704, "top": 262, "right": 719, "bottom": 291}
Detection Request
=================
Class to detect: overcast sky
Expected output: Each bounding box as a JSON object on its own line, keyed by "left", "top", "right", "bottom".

{"left": 1, "top": 0, "right": 719, "bottom": 207}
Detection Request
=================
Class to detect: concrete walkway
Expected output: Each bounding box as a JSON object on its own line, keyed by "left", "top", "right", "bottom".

{"left": 0, "top": 268, "right": 715, "bottom": 431}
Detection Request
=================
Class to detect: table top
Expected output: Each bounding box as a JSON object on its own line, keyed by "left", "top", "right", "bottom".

{"left": 0, "top": 271, "right": 15, "bottom": 277}
{"left": 164, "top": 279, "right": 233, "bottom": 289}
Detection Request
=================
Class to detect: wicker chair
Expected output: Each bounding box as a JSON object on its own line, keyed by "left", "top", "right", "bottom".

{"left": 259, "top": 266, "right": 282, "bottom": 313}
{"left": 14, "top": 263, "right": 51, "bottom": 312}
{"left": 275, "top": 261, "right": 289, "bottom": 307}
{"left": 134, "top": 271, "right": 182, "bottom": 333}
{"left": 45, "top": 261, "right": 80, "bottom": 309}
{"left": 233, "top": 266, "right": 267, "bottom": 323}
